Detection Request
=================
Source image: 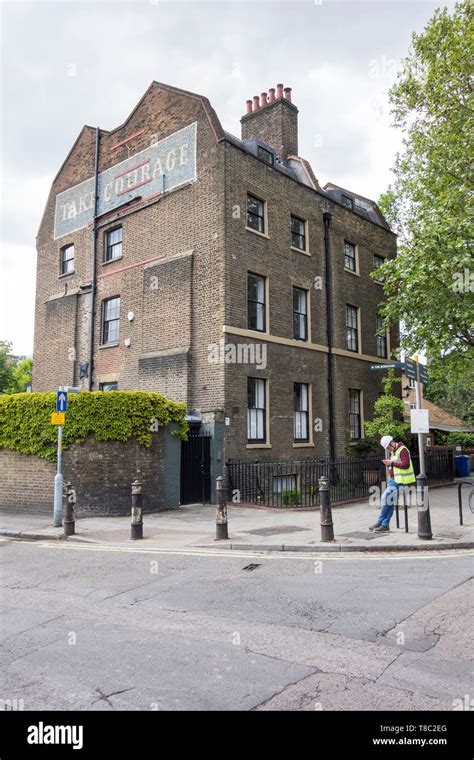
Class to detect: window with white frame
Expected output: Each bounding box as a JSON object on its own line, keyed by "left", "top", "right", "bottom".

{"left": 346, "top": 304, "right": 359, "bottom": 352}
{"left": 294, "top": 383, "right": 309, "bottom": 442}
{"left": 373, "top": 254, "right": 385, "bottom": 282}
{"left": 291, "top": 215, "right": 306, "bottom": 250}
{"left": 376, "top": 314, "right": 388, "bottom": 358}
{"left": 349, "top": 389, "right": 362, "bottom": 440}
{"left": 101, "top": 297, "right": 120, "bottom": 345}
{"left": 247, "top": 194, "right": 265, "bottom": 234}
{"left": 293, "top": 287, "right": 308, "bottom": 341}
{"left": 60, "top": 244, "right": 74, "bottom": 275}
{"left": 247, "top": 272, "right": 266, "bottom": 332}
{"left": 273, "top": 474, "right": 297, "bottom": 494}
{"left": 105, "top": 227, "right": 122, "bottom": 262}
{"left": 247, "top": 377, "right": 266, "bottom": 443}
{"left": 344, "top": 241, "right": 357, "bottom": 272}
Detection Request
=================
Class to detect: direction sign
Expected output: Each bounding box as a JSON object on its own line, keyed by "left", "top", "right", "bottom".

{"left": 56, "top": 391, "right": 68, "bottom": 412}
{"left": 370, "top": 362, "right": 404, "bottom": 371}
{"left": 51, "top": 412, "right": 65, "bottom": 425}
{"left": 404, "top": 358, "right": 417, "bottom": 380}
{"left": 418, "top": 365, "right": 429, "bottom": 384}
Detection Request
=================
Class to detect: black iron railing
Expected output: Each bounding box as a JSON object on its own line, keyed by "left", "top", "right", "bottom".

{"left": 226, "top": 449, "right": 454, "bottom": 508}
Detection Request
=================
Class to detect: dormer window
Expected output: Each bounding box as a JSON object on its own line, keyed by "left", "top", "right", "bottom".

{"left": 341, "top": 194, "right": 354, "bottom": 210}
{"left": 257, "top": 145, "right": 274, "bottom": 166}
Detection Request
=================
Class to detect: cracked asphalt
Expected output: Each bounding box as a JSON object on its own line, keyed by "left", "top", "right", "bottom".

{"left": 0, "top": 539, "right": 472, "bottom": 711}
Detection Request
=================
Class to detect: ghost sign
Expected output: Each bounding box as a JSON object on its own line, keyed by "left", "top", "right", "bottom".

{"left": 54, "top": 122, "right": 197, "bottom": 240}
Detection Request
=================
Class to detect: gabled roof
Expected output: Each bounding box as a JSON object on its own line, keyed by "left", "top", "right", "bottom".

{"left": 52, "top": 81, "right": 225, "bottom": 187}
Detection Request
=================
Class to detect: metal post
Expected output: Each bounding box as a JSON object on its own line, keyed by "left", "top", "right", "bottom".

{"left": 417, "top": 473, "right": 431, "bottom": 539}
{"left": 64, "top": 482, "right": 76, "bottom": 536}
{"left": 403, "top": 487, "right": 409, "bottom": 533}
{"left": 130, "top": 480, "right": 143, "bottom": 540}
{"left": 53, "top": 425, "right": 63, "bottom": 527}
{"left": 215, "top": 475, "right": 229, "bottom": 540}
{"left": 415, "top": 364, "right": 432, "bottom": 539}
{"left": 319, "top": 476, "right": 334, "bottom": 542}
{"left": 415, "top": 365, "right": 426, "bottom": 477}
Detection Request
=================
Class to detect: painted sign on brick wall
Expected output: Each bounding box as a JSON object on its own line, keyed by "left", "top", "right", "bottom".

{"left": 54, "top": 122, "right": 197, "bottom": 240}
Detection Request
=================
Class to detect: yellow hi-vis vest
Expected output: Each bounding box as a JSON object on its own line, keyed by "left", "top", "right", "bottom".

{"left": 390, "top": 445, "right": 416, "bottom": 485}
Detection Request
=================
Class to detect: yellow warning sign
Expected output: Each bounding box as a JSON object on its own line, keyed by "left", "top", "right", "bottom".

{"left": 51, "top": 412, "right": 65, "bottom": 425}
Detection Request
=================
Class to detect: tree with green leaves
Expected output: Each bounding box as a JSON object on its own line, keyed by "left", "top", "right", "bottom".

{"left": 424, "top": 354, "right": 473, "bottom": 423}
{"left": 0, "top": 341, "right": 15, "bottom": 394}
{"left": 376, "top": 1, "right": 473, "bottom": 386}
{"left": 0, "top": 342, "right": 33, "bottom": 394}
{"left": 6, "top": 357, "right": 33, "bottom": 394}
{"left": 364, "top": 370, "right": 410, "bottom": 443}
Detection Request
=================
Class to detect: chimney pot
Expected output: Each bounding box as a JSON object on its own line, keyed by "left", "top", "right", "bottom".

{"left": 260, "top": 92, "right": 267, "bottom": 108}
{"left": 246, "top": 99, "right": 252, "bottom": 114}
{"left": 253, "top": 95, "right": 260, "bottom": 111}
{"left": 268, "top": 88, "right": 275, "bottom": 103}
{"left": 284, "top": 87, "right": 292, "bottom": 102}
{"left": 276, "top": 83, "right": 284, "bottom": 99}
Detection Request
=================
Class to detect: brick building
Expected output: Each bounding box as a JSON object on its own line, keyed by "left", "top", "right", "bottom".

{"left": 33, "top": 80, "right": 397, "bottom": 480}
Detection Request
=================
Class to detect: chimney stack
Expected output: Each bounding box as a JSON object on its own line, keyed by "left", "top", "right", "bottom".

{"left": 241, "top": 83, "right": 298, "bottom": 161}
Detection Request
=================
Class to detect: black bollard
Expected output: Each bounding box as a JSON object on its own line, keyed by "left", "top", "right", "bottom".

{"left": 319, "top": 476, "right": 334, "bottom": 542}
{"left": 130, "top": 479, "right": 143, "bottom": 540}
{"left": 64, "top": 482, "right": 76, "bottom": 536}
{"left": 215, "top": 475, "right": 229, "bottom": 540}
{"left": 416, "top": 473, "right": 432, "bottom": 540}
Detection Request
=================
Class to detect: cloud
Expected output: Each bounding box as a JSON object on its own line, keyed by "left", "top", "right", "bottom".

{"left": 0, "top": 0, "right": 455, "bottom": 354}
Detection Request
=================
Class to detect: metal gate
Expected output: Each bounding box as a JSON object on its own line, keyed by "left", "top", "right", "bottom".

{"left": 180, "top": 430, "right": 211, "bottom": 504}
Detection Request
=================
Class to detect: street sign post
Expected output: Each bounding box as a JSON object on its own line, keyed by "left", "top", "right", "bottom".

{"left": 412, "top": 358, "right": 432, "bottom": 540}
{"left": 52, "top": 386, "right": 81, "bottom": 527}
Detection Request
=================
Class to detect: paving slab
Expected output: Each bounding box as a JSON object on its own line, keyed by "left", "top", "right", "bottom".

{"left": 1, "top": 483, "right": 472, "bottom": 554}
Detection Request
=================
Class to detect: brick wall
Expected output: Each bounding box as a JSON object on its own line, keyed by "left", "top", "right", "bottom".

{"left": 222, "top": 138, "right": 397, "bottom": 462}
{"left": 34, "top": 82, "right": 226, "bottom": 417}
{"left": 33, "top": 81, "right": 398, "bottom": 468}
{"left": 0, "top": 428, "right": 180, "bottom": 516}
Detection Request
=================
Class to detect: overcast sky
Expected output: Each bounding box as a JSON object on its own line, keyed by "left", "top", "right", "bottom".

{"left": 0, "top": 0, "right": 454, "bottom": 356}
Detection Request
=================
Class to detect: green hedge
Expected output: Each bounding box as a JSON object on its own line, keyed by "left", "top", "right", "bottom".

{"left": 0, "top": 391, "right": 188, "bottom": 462}
{"left": 436, "top": 431, "right": 474, "bottom": 447}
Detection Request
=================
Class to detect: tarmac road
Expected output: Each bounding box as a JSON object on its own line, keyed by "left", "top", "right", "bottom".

{"left": 0, "top": 538, "right": 472, "bottom": 711}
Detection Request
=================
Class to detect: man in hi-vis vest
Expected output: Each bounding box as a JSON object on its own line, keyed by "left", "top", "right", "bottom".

{"left": 369, "top": 435, "right": 416, "bottom": 532}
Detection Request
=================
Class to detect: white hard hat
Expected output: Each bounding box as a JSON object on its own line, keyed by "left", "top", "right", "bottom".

{"left": 380, "top": 435, "right": 393, "bottom": 449}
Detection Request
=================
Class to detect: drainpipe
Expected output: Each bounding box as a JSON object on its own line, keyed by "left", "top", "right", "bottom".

{"left": 323, "top": 212, "right": 336, "bottom": 464}
{"left": 88, "top": 127, "right": 100, "bottom": 391}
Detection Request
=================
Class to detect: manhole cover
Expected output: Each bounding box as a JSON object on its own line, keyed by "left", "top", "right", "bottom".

{"left": 243, "top": 525, "right": 311, "bottom": 537}
{"left": 436, "top": 532, "right": 464, "bottom": 540}
{"left": 342, "top": 531, "right": 386, "bottom": 540}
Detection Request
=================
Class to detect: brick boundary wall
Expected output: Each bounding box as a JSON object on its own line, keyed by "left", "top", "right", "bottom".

{"left": 0, "top": 429, "right": 180, "bottom": 517}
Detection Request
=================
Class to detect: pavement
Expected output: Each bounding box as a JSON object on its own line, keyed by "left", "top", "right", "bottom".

{"left": 0, "top": 481, "right": 472, "bottom": 553}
